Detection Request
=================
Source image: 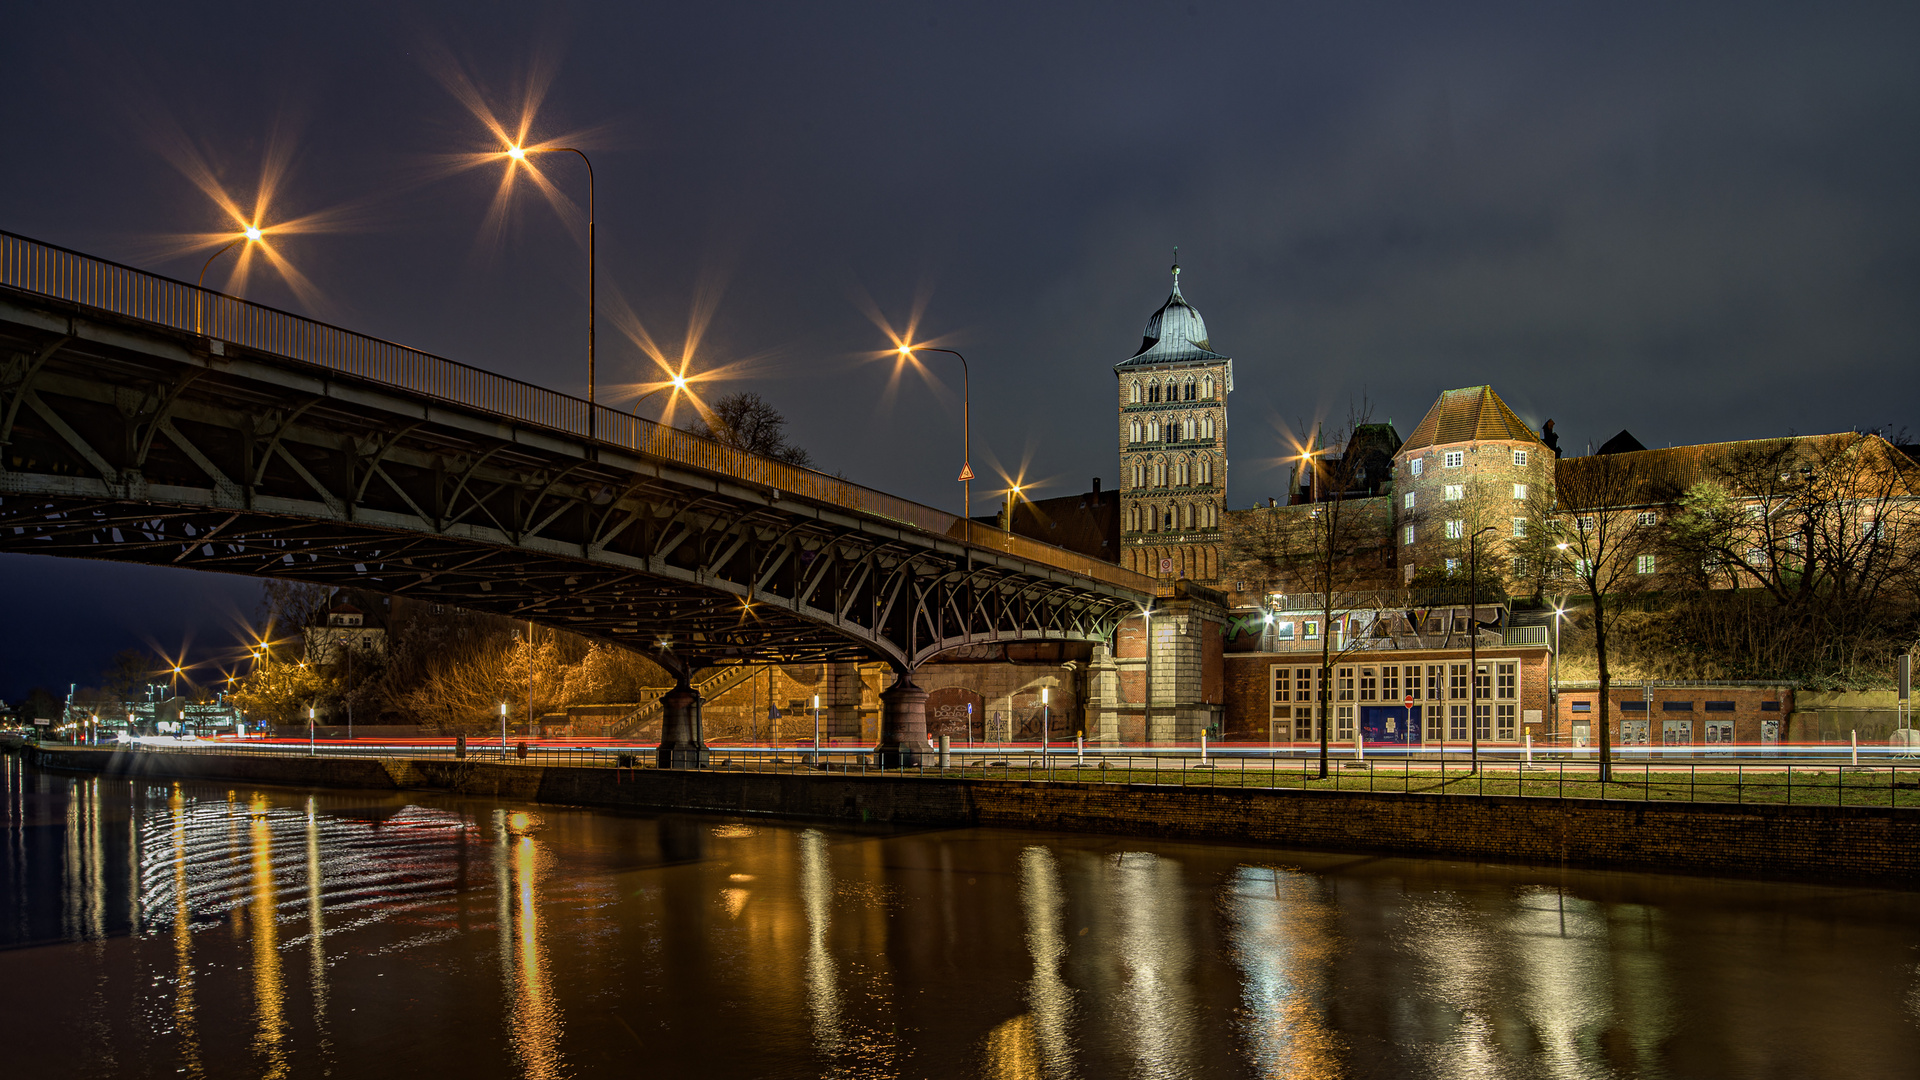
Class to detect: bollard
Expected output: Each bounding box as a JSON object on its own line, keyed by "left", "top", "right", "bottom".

{"left": 516, "top": 741, "right": 528, "bottom": 761}
{"left": 938, "top": 734, "right": 951, "bottom": 770}
{"left": 456, "top": 734, "right": 467, "bottom": 760}
{"left": 1525, "top": 732, "right": 1533, "bottom": 765}
{"left": 1201, "top": 731, "right": 1209, "bottom": 765}
{"left": 1354, "top": 730, "right": 1363, "bottom": 761}
{"left": 1076, "top": 734, "right": 1084, "bottom": 765}
{"left": 1851, "top": 729, "right": 1858, "bottom": 766}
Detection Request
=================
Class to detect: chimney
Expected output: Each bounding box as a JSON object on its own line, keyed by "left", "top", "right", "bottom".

{"left": 1091, "top": 477, "right": 1101, "bottom": 494}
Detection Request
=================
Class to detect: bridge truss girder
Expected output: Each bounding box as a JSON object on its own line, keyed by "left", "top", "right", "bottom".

{"left": 0, "top": 296, "right": 1147, "bottom": 672}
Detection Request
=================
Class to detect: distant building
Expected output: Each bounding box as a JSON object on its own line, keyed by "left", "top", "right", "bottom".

{"left": 305, "top": 595, "right": 389, "bottom": 666}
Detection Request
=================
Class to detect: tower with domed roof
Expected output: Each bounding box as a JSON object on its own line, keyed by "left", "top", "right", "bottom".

{"left": 1116, "top": 255, "right": 1233, "bottom": 583}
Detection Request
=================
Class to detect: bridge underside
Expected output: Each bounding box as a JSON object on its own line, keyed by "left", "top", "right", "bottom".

{"left": 0, "top": 292, "right": 1148, "bottom": 674}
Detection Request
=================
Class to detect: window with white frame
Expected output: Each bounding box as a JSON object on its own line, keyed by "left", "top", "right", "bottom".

{"left": 1335, "top": 705, "right": 1355, "bottom": 740}
{"left": 1513, "top": 450, "right": 1529, "bottom": 467}
{"left": 1381, "top": 666, "right": 1400, "bottom": 698}
{"left": 1359, "top": 667, "right": 1377, "bottom": 700}
{"left": 1577, "top": 516, "right": 1595, "bottom": 532}
{"left": 1473, "top": 702, "right": 1491, "bottom": 739}
{"left": 1445, "top": 557, "right": 1460, "bottom": 572}
{"left": 1512, "top": 518, "right": 1527, "bottom": 538}
{"left": 1403, "top": 524, "right": 1415, "bottom": 546}
{"left": 1513, "top": 483, "right": 1527, "bottom": 500}
{"left": 1444, "top": 451, "right": 1464, "bottom": 468}
{"left": 1410, "top": 458, "right": 1424, "bottom": 477}
{"left": 1427, "top": 703, "right": 1445, "bottom": 741}
{"left": 1511, "top": 555, "right": 1529, "bottom": 578}
{"left": 1303, "top": 620, "right": 1320, "bottom": 639}
{"left": 1638, "top": 511, "right": 1657, "bottom": 526}
{"left": 1449, "top": 703, "right": 1468, "bottom": 740}
{"left": 1404, "top": 492, "right": 1416, "bottom": 510}
{"left": 1445, "top": 519, "right": 1464, "bottom": 539}
{"left": 1444, "top": 484, "right": 1464, "bottom": 501}
{"left": 1496, "top": 703, "right": 1517, "bottom": 739}
{"left": 1637, "top": 553, "right": 1656, "bottom": 574}
{"left": 1497, "top": 662, "right": 1516, "bottom": 699}
{"left": 1336, "top": 666, "right": 1355, "bottom": 701}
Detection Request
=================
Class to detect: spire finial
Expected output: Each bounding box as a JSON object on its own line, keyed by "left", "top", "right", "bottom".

{"left": 1171, "top": 246, "right": 1180, "bottom": 280}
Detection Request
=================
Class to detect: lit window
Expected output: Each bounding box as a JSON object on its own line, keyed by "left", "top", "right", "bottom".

{"left": 1513, "top": 450, "right": 1529, "bottom": 467}
{"left": 1445, "top": 519, "right": 1464, "bottom": 539}
{"left": 1445, "top": 557, "right": 1460, "bottom": 572}
{"left": 1511, "top": 556, "right": 1529, "bottom": 577}
{"left": 1513, "top": 483, "right": 1527, "bottom": 500}
{"left": 1403, "top": 524, "right": 1415, "bottom": 546}
{"left": 1404, "top": 492, "right": 1416, "bottom": 510}
{"left": 1638, "top": 511, "right": 1657, "bottom": 526}
{"left": 1512, "top": 518, "right": 1527, "bottom": 537}
{"left": 1637, "top": 553, "right": 1656, "bottom": 574}
{"left": 1577, "top": 516, "right": 1595, "bottom": 532}
{"left": 1410, "top": 458, "right": 1424, "bottom": 477}
{"left": 1444, "top": 484, "right": 1464, "bottom": 501}
{"left": 1444, "top": 451, "right": 1463, "bottom": 468}
{"left": 1303, "top": 620, "right": 1320, "bottom": 639}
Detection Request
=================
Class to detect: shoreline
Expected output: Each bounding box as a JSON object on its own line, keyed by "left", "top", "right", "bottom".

{"left": 19, "top": 743, "right": 1919, "bottom": 888}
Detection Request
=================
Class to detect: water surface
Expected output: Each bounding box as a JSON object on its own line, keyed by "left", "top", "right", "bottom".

{"left": 2, "top": 755, "right": 1917, "bottom": 1078}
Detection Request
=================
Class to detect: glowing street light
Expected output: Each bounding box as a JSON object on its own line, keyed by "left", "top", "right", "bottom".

{"left": 1002, "top": 482, "right": 1025, "bottom": 551}
{"left": 498, "top": 142, "right": 599, "bottom": 436}
{"left": 895, "top": 342, "right": 974, "bottom": 528}
{"left": 194, "top": 226, "right": 267, "bottom": 333}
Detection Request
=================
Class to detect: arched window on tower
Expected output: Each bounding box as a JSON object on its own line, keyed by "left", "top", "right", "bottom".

{"left": 1147, "top": 382, "right": 1160, "bottom": 403}
{"left": 1197, "top": 456, "right": 1210, "bottom": 484}
{"left": 1201, "top": 416, "right": 1214, "bottom": 440}
{"left": 1202, "top": 374, "right": 1214, "bottom": 399}
{"left": 1184, "top": 378, "right": 1197, "bottom": 401}
{"left": 1129, "top": 380, "right": 1141, "bottom": 404}
{"left": 1145, "top": 419, "right": 1158, "bottom": 441}
{"left": 1175, "top": 457, "right": 1187, "bottom": 486}
{"left": 1182, "top": 417, "right": 1195, "bottom": 441}
{"left": 1165, "top": 508, "right": 1176, "bottom": 532}
{"left": 1181, "top": 504, "right": 1193, "bottom": 529}
{"left": 1128, "top": 420, "right": 1141, "bottom": 444}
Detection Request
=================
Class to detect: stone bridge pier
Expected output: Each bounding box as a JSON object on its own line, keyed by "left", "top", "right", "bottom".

{"left": 657, "top": 674, "right": 711, "bottom": 768}
{"left": 874, "top": 673, "right": 929, "bottom": 767}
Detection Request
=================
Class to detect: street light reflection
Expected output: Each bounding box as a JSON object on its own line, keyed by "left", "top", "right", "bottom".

{"left": 496, "top": 809, "right": 565, "bottom": 1080}
{"left": 1223, "top": 866, "right": 1345, "bottom": 1078}
{"left": 248, "top": 794, "right": 289, "bottom": 1080}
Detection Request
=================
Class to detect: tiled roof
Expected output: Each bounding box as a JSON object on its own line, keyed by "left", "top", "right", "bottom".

{"left": 1400, "top": 386, "right": 1540, "bottom": 452}
{"left": 1554, "top": 432, "right": 1920, "bottom": 509}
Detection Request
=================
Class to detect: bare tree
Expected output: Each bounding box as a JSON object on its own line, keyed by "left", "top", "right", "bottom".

{"left": 690, "top": 391, "right": 814, "bottom": 467}
{"left": 1543, "top": 453, "right": 1661, "bottom": 782}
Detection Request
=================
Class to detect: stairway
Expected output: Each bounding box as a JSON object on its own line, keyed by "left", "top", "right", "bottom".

{"left": 609, "top": 665, "right": 766, "bottom": 739}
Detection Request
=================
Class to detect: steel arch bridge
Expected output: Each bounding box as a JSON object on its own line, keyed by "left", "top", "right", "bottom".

{"left": 0, "top": 232, "right": 1153, "bottom": 761}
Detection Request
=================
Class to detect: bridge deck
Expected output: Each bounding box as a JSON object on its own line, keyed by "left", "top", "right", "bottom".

{"left": 0, "top": 229, "right": 1152, "bottom": 594}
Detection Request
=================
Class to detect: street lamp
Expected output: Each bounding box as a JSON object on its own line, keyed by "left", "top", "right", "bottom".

{"left": 500, "top": 701, "right": 509, "bottom": 760}
{"left": 308, "top": 704, "right": 316, "bottom": 757}
{"left": 1468, "top": 525, "right": 1497, "bottom": 773}
{"left": 632, "top": 374, "right": 689, "bottom": 416}
{"left": 502, "top": 143, "right": 599, "bottom": 436}
{"left": 895, "top": 344, "right": 974, "bottom": 532}
{"left": 1002, "top": 482, "right": 1025, "bottom": 551}
{"left": 194, "top": 226, "right": 263, "bottom": 333}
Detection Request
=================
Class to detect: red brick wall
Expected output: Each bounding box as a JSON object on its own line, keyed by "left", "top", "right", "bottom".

{"left": 1224, "top": 647, "right": 1552, "bottom": 743}
{"left": 1552, "top": 684, "right": 1794, "bottom": 747}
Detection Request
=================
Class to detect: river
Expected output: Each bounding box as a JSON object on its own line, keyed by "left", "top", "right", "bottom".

{"left": 2, "top": 756, "right": 1917, "bottom": 1078}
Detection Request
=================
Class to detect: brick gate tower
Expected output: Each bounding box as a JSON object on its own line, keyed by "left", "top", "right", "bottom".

{"left": 1116, "top": 255, "right": 1233, "bottom": 584}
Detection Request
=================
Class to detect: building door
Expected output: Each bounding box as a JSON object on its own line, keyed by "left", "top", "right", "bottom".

{"left": 1760, "top": 719, "right": 1780, "bottom": 747}
{"left": 1704, "top": 719, "right": 1734, "bottom": 754}
{"left": 1572, "top": 721, "right": 1591, "bottom": 748}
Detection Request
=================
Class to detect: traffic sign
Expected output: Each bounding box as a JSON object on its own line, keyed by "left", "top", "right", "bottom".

{"left": 1403, "top": 695, "right": 1414, "bottom": 707}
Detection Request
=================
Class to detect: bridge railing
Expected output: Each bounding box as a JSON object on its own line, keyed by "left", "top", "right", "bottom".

{"left": 0, "top": 230, "right": 1153, "bottom": 594}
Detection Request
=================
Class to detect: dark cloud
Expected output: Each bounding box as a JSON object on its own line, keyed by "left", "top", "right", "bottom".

{"left": 3, "top": 0, "right": 1916, "bottom": 696}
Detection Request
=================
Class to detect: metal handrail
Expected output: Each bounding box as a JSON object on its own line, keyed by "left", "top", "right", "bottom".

{"left": 0, "top": 230, "right": 1153, "bottom": 593}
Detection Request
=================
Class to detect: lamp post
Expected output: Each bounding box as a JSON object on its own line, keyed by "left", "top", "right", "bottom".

{"left": 1138, "top": 607, "right": 1156, "bottom": 745}
{"left": 812, "top": 693, "right": 821, "bottom": 762}
{"left": 1003, "top": 483, "right": 1025, "bottom": 551}
{"left": 1468, "top": 525, "right": 1497, "bottom": 773}
{"left": 1041, "top": 686, "right": 1050, "bottom": 769}
{"left": 194, "top": 227, "right": 262, "bottom": 334}
{"left": 504, "top": 144, "right": 598, "bottom": 436}
{"left": 896, "top": 345, "right": 973, "bottom": 534}
{"left": 500, "top": 701, "right": 509, "bottom": 760}
{"left": 308, "top": 705, "right": 316, "bottom": 757}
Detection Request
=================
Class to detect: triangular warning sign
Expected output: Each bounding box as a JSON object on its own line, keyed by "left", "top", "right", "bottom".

{"left": 957, "top": 463, "right": 975, "bottom": 481}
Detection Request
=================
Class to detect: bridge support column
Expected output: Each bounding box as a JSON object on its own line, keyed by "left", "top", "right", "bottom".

{"left": 1089, "top": 644, "right": 1122, "bottom": 746}
{"left": 656, "top": 674, "right": 710, "bottom": 769}
{"left": 874, "top": 672, "right": 929, "bottom": 768}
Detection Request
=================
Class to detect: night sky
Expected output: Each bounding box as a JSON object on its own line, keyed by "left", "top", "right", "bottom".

{"left": 3, "top": 1, "right": 1917, "bottom": 699}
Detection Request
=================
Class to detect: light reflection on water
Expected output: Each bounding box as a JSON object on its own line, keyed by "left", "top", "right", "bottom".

{"left": 1, "top": 758, "right": 1919, "bottom": 1079}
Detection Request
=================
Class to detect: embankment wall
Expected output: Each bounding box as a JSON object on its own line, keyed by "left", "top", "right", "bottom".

{"left": 22, "top": 745, "right": 1918, "bottom": 885}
